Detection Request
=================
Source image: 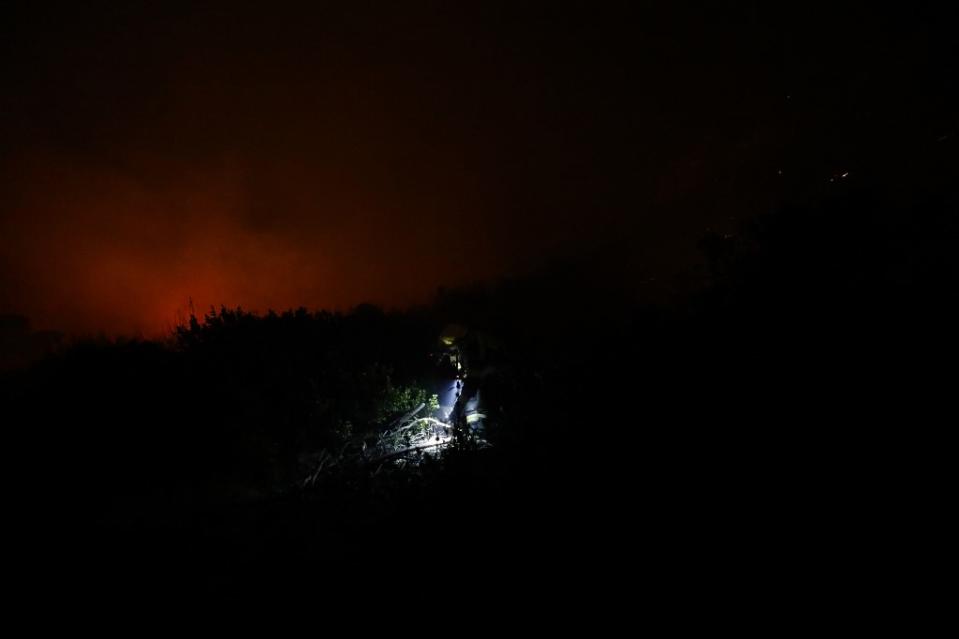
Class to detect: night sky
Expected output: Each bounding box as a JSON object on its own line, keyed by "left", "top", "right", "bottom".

{"left": 1, "top": 2, "right": 953, "bottom": 334}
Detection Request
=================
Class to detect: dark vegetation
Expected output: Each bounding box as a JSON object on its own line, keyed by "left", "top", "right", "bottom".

{"left": 5, "top": 144, "right": 956, "bottom": 594}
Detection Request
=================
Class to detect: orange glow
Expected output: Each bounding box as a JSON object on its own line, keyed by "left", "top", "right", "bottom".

{"left": 1, "top": 150, "right": 502, "bottom": 336}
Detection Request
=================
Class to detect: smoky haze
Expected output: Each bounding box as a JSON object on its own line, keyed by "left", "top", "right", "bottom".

{"left": 1, "top": 3, "right": 949, "bottom": 334}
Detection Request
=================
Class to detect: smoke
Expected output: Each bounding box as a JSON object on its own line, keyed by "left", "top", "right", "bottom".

{"left": 1, "top": 147, "right": 496, "bottom": 336}
{"left": 4, "top": 3, "right": 854, "bottom": 335}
